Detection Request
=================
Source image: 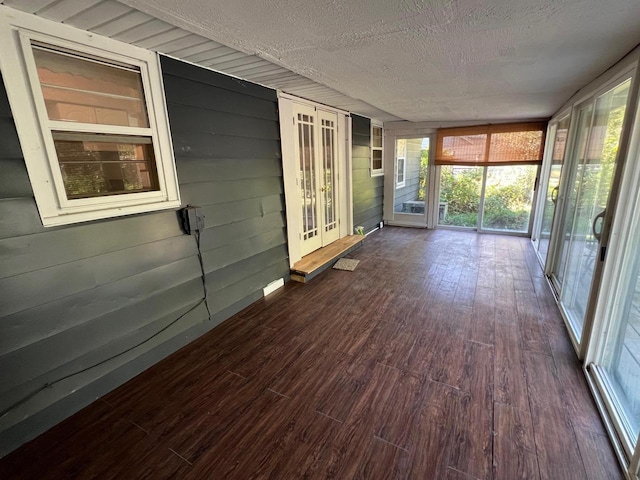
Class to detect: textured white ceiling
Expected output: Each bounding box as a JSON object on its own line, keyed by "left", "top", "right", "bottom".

{"left": 118, "top": 0, "right": 640, "bottom": 122}
{"left": 48, "top": 1, "right": 640, "bottom": 122}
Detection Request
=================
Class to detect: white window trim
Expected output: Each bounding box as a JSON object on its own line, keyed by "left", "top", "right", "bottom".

{"left": 396, "top": 139, "right": 406, "bottom": 188}
{"left": 371, "top": 121, "right": 384, "bottom": 177}
{"left": 0, "top": 7, "right": 180, "bottom": 226}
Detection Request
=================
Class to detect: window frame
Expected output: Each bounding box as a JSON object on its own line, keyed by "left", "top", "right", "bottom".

{"left": 396, "top": 138, "right": 406, "bottom": 188}
{"left": 0, "top": 8, "right": 180, "bottom": 226}
{"left": 371, "top": 122, "right": 384, "bottom": 176}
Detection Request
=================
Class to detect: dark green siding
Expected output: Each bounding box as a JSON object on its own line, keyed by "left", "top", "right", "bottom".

{"left": 351, "top": 114, "right": 383, "bottom": 232}
{"left": 0, "top": 58, "right": 288, "bottom": 456}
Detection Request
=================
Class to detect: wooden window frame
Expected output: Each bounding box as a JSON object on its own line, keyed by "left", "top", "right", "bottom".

{"left": 371, "top": 122, "right": 384, "bottom": 176}
{"left": 0, "top": 7, "right": 180, "bottom": 226}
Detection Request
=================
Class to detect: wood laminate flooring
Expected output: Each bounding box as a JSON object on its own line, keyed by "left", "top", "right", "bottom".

{"left": 0, "top": 228, "right": 622, "bottom": 479}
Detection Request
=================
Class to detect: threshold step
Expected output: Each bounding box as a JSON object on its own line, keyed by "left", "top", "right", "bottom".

{"left": 291, "top": 235, "right": 364, "bottom": 283}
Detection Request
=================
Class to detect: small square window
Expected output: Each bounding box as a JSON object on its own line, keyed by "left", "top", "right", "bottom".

{"left": 0, "top": 10, "right": 180, "bottom": 226}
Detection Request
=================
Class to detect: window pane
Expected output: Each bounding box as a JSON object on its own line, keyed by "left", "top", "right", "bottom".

{"left": 372, "top": 126, "right": 383, "bottom": 148}
{"left": 33, "top": 46, "right": 149, "bottom": 128}
{"left": 438, "top": 165, "right": 482, "bottom": 227}
{"left": 53, "top": 133, "right": 158, "bottom": 199}
{"left": 560, "top": 79, "right": 630, "bottom": 339}
{"left": 394, "top": 137, "right": 428, "bottom": 215}
{"left": 481, "top": 165, "right": 537, "bottom": 232}
{"left": 372, "top": 149, "right": 382, "bottom": 170}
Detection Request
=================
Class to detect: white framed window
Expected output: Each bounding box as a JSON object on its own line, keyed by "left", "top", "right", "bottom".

{"left": 371, "top": 123, "right": 384, "bottom": 176}
{"left": 396, "top": 138, "right": 407, "bottom": 188}
{"left": 0, "top": 8, "right": 180, "bottom": 226}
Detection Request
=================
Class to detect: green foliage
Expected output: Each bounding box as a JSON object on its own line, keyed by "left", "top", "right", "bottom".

{"left": 439, "top": 166, "right": 482, "bottom": 216}
{"left": 418, "top": 148, "right": 429, "bottom": 201}
{"left": 439, "top": 165, "right": 536, "bottom": 230}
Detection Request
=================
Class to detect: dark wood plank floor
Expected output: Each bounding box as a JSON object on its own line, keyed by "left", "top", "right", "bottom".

{"left": 0, "top": 228, "right": 622, "bottom": 479}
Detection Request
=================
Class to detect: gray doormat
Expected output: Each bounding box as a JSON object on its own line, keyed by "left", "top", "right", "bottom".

{"left": 333, "top": 258, "right": 360, "bottom": 271}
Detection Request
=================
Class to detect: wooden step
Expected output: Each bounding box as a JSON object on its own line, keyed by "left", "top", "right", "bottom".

{"left": 290, "top": 235, "right": 364, "bottom": 283}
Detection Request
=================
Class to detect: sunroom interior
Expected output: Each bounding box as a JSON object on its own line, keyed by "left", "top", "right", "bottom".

{"left": 1, "top": 0, "right": 640, "bottom": 479}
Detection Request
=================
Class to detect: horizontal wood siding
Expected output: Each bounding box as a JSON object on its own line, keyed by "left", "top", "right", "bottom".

{"left": 394, "top": 138, "right": 423, "bottom": 211}
{"left": 352, "top": 114, "right": 383, "bottom": 233}
{"left": 0, "top": 58, "right": 288, "bottom": 455}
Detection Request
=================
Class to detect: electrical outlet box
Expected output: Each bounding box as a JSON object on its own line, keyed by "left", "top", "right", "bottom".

{"left": 181, "top": 205, "right": 205, "bottom": 234}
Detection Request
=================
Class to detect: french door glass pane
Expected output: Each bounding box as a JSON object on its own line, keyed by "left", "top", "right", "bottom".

{"left": 481, "top": 165, "right": 537, "bottom": 233}
{"left": 438, "top": 165, "right": 482, "bottom": 227}
{"left": 321, "top": 118, "right": 337, "bottom": 232}
{"left": 538, "top": 116, "right": 570, "bottom": 262}
{"left": 560, "top": 79, "right": 631, "bottom": 339}
{"left": 298, "top": 114, "right": 318, "bottom": 241}
{"left": 394, "top": 138, "right": 429, "bottom": 215}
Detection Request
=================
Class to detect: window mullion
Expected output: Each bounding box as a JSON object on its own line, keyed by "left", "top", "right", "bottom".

{"left": 46, "top": 121, "right": 153, "bottom": 137}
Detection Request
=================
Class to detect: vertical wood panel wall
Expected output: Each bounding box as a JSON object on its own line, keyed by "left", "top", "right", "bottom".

{"left": 0, "top": 57, "right": 288, "bottom": 455}
{"left": 352, "top": 114, "right": 383, "bottom": 232}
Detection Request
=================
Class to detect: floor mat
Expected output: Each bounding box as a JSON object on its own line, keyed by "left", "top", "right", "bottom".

{"left": 333, "top": 258, "right": 360, "bottom": 271}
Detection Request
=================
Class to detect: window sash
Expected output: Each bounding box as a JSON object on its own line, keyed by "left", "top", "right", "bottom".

{"left": 20, "top": 31, "right": 170, "bottom": 210}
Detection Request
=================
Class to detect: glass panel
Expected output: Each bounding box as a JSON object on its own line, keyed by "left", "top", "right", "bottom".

{"left": 554, "top": 104, "right": 594, "bottom": 288}
{"left": 438, "top": 165, "right": 482, "bottom": 227}
{"left": 53, "top": 133, "right": 158, "bottom": 199}
{"left": 538, "top": 116, "right": 570, "bottom": 263}
{"left": 600, "top": 230, "right": 640, "bottom": 442}
{"left": 372, "top": 126, "right": 383, "bottom": 148}
{"left": 372, "top": 150, "right": 383, "bottom": 171}
{"left": 487, "top": 130, "right": 544, "bottom": 163}
{"left": 298, "top": 115, "right": 317, "bottom": 240}
{"left": 394, "top": 138, "right": 429, "bottom": 215}
{"left": 481, "top": 165, "right": 538, "bottom": 233}
{"left": 33, "top": 46, "right": 149, "bottom": 128}
{"left": 560, "top": 79, "right": 631, "bottom": 339}
{"left": 322, "top": 119, "right": 337, "bottom": 232}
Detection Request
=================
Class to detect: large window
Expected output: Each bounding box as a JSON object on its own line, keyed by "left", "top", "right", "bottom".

{"left": 0, "top": 10, "right": 180, "bottom": 226}
{"left": 435, "top": 122, "right": 546, "bottom": 233}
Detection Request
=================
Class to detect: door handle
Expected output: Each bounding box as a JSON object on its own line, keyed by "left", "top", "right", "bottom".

{"left": 551, "top": 186, "right": 559, "bottom": 204}
{"left": 592, "top": 209, "right": 606, "bottom": 242}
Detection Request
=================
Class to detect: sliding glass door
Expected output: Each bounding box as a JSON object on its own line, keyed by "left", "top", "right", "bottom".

{"left": 533, "top": 114, "right": 571, "bottom": 266}
{"left": 551, "top": 78, "right": 632, "bottom": 345}
{"left": 588, "top": 131, "right": 640, "bottom": 467}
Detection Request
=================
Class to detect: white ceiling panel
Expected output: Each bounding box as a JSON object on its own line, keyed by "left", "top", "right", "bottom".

{"left": 112, "top": 0, "right": 640, "bottom": 122}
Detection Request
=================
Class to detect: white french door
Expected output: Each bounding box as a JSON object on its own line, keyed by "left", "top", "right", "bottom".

{"left": 292, "top": 103, "right": 340, "bottom": 257}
